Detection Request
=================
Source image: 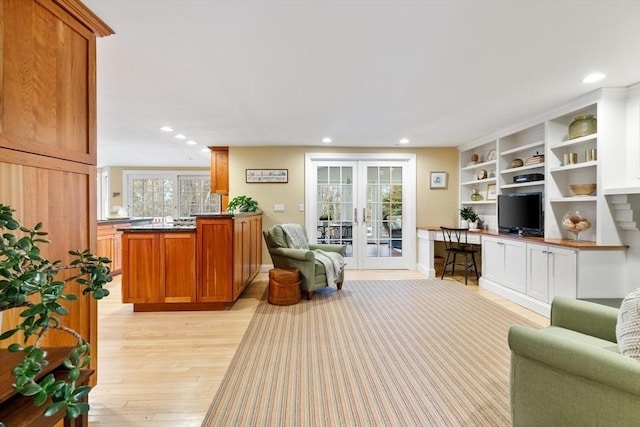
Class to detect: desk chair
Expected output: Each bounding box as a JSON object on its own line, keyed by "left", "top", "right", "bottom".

{"left": 440, "top": 227, "right": 479, "bottom": 285}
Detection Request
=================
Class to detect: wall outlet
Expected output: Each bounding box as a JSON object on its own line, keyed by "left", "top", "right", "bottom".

{"left": 274, "top": 204, "right": 285, "bottom": 212}
{"left": 299, "top": 203, "right": 305, "bottom": 212}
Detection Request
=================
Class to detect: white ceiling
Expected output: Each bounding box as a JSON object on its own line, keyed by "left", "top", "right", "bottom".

{"left": 85, "top": 0, "right": 640, "bottom": 168}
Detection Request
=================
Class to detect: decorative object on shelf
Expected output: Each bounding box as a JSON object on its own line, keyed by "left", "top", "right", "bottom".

{"left": 568, "top": 114, "right": 597, "bottom": 139}
{"left": 245, "top": 169, "right": 288, "bottom": 183}
{"left": 569, "top": 183, "right": 597, "bottom": 196}
{"left": 562, "top": 210, "right": 592, "bottom": 240}
{"left": 430, "top": 171, "right": 448, "bottom": 189}
{"left": 563, "top": 153, "right": 578, "bottom": 165}
{"left": 459, "top": 206, "right": 479, "bottom": 228}
{"left": 485, "top": 149, "right": 496, "bottom": 162}
{"left": 585, "top": 148, "right": 597, "bottom": 162}
{"left": 227, "top": 195, "right": 260, "bottom": 212}
{"left": 525, "top": 152, "right": 544, "bottom": 165}
{"left": 511, "top": 158, "right": 524, "bottom": 168}
{"left": 486, "top": 183, "right": 497, "bottom": 200}
{"left": 470, "top": 153, "right": 479, "bottom": 162}
{"left": 470, "top": 187, "right": 483, "bottom": 201}
{"left": 477, "top": 169, "right": 488, "bottom": 180}
{"left": 0, "top": 204, "right": 112, "bottom": 420}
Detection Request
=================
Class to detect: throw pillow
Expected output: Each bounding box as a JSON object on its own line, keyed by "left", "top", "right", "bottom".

{"left": 616, "top": 287, "right": 640, "bottom": 360}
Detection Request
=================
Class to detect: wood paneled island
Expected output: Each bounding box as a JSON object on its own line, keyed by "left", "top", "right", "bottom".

{"left": 121, "top": 213, "right": 262, "bottom": 311}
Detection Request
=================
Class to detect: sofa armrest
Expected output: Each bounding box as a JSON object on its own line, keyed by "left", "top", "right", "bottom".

{"left": 268, "top": 247, "right": 314, "bottom": 262}
{"left": 309, "top": 244, "right": 347, "bottom": 256}
{"left": 509, "top": 325, "right": 640, "bottom": 396}
{"left": 551, "top": 297, "right": 619, "bottom": 342}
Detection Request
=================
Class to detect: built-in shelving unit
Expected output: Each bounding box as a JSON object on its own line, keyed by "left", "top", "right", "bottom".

{"left": 458, "top": 88, "right": 631, "bottom": 244}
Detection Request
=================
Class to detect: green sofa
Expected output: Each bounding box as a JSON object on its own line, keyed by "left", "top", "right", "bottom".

{"left": 508, "top": 297, "right": 640, "bottom": 426}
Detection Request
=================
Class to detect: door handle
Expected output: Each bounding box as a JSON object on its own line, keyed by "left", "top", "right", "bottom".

{"left": 354, "top": 208, "right": 358, "bottom": 225}
{"left": 362, "top": 208, "right": 366, "bottom": 224}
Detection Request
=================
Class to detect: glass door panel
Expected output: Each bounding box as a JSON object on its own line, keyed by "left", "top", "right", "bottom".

{"left": 315, "top": 164, "right": 356, "bottom": 260}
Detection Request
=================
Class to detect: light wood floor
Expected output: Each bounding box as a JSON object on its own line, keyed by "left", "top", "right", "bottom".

{"left": 87, "top": 270, "right": 548, "bottom": 426}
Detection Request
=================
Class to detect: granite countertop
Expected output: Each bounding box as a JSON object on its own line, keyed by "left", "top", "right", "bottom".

{"left": 98, "top": 217, "right": 154, "bottom": 225}
{"left": 120, "top": 224, "right": 196, "bottom": 232}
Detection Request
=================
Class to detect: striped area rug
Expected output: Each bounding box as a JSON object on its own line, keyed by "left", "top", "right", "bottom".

{"left": 202, "top": 279, "right": 538, "bottom": 426}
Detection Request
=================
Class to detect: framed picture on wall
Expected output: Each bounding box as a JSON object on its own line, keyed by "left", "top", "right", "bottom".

{"left": 486, "top": 183, "right": 497, "bottom": 200}
{"left": 246, "top": 169, "right": 288, "bottom": 183}
{"left": 430, "top": 171, "right": 448, "bottom": 189}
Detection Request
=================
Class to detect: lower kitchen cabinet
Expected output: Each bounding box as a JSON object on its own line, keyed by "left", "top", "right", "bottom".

{"left": 121, "top": 231, "right": 196, "bottom": 309}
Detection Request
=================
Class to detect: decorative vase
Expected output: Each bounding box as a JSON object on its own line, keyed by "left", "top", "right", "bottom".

{"left": 469, "top": 221, "right": 478, "bottom": 230}
{"left": 470, "top": 187, "right": 483, "bottom": 201}
{"left": 568, "top": 115, "right": 597, "bottom": 139}
{"left": 460, "top": 219, "right": 469, "bottom": 229}
{"left": 561, "top": 210, "right": 592, "bottom": 240}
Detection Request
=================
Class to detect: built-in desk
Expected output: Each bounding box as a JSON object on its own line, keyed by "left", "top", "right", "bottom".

{"left": 417, "top": 226, "right": 628, "bottom": 317}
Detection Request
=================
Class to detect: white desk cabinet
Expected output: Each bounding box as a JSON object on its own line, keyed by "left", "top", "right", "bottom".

{"left": 482, "top": 236, "right": 526, "bottom": 293}
{"left": 526, "top": 243, "right": 577, "bottom": 303}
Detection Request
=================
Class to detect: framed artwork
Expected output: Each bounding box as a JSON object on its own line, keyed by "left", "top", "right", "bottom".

{"left": 246, "top": 169, "right": 288, "bottom": 183}
{"left": 485, "top": 149, "right": 496, "bottom": 162}
{"left": 486, "top": 183, "right": 497, "bottom": 200}
{"left": 430, "top": 171, "right": 448, "bottom": 189}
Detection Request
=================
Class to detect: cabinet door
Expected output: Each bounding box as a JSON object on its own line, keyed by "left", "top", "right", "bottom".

{"left": 210, "top": 147, "right": 229, "bottom": 194}
{"left": 526, "top": 243, "right": 549, "bottom": 302}
{"left": 161, "top": 233, "right": 196, "bottom": 303}
{"left": 482, "top": 237, "right": 504, "bottom": 283}
{"left": 549, "top": 246, "right": 577, "bottom": 299}
{"left": 502, "top": 239, "right": 526, "bottom": 293}
{"left": 0, "top": 0, "right": 96, "bottom": 164}
{"left": 122, "top": 233, "right": 161, "bottom": 303}
{"left": 96, "top": 231, "right": 113, "bottom": 262}
{"left": 198, "top": 219, "right": 233, "bottom": 302}
{"left": 112, "top": 231, "right": 123, "bottom": 274}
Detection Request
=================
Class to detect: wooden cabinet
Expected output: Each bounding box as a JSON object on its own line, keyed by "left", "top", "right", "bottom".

{"left": 122, "top": 231, "right": 196, "bottom": 309}
{"left": 209, "top": 146, "right": 229, "bottom": 194}
{"left": 97, "top": 223, "right": 128, "bottom": 275}
{"left": 0, "top": 0, "right": 112, "bottom": 383}
{"left": 120, "top": 213, "right": 262, "bottom": 311}
{"left": 198, "top": 214, "right": 262, "bottom": 304}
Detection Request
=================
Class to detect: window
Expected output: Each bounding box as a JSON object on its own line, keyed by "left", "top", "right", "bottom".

{"left": 125, "top": 171, "right": 220, "bottom": 218}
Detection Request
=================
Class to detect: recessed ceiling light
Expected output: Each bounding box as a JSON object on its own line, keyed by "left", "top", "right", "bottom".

{"left": 582, "top": 73, "right": 606, "bottom": 83}
{"left": 399, "top": 138, "right": 410, "bottom": 144}
{"left": 322, "top": 137, "right": 332, "bottom": 143}
{"left": 175, "top": 134, "right": 186, "bottom": 139}
{"left": 186, "top": 140, "right": 197, "bottom": 145}
{"left": 160, "top": 126, "right": 173, "bottom": 132}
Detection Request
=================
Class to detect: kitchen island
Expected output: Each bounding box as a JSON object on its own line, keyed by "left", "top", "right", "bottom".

{"left": 120, "top": 213, "right": 262, "bottom": 311}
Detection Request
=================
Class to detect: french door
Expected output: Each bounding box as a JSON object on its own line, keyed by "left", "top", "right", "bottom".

{"left": 305, "top": 153, "right": 416, "bottom": 269}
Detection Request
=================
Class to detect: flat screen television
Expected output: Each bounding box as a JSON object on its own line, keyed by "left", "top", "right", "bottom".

{"left": 497, "top": 192, "right": 544, "bottom": 236}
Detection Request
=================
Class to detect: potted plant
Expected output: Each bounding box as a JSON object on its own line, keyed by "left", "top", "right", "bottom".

{"left": 459, "top": 206, "right": 479, "bottom": 229}
{"left": 227, "top": 195, "right": 260, "bottom": 213}
{"left": 0, "top": 204, "right": 112, "bottom": 421}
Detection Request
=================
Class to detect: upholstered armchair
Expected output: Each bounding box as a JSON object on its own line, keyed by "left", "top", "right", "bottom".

{"left": 508, "top": 297, "right": 640, "bottom": 426}
{"left": 263, "top": 224, "right": 346, "bottom": 299}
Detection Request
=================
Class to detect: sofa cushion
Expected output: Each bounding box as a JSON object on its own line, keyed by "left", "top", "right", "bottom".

{"left": 616, "top": 288, "right": 640, "bottom": 360}
{"left": 542, "top": 326, "right": 620, "bottom": 353}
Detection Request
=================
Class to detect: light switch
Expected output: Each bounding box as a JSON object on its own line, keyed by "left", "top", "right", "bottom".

{"left": 274, "top": 204, "right": 285, "bottom": 212}
{"left": 299, "top": 203, "right": 305, "bottom": 212}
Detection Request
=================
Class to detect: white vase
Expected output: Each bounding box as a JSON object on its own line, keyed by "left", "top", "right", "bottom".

{"left": 460, "top": 219, "right": 469, "bottom": 228}
{"left": 469, "top": 221, "right": 478, "bottom": 230}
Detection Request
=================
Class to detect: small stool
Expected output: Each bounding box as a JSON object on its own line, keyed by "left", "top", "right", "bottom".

{"left": 434, "top": 256, "right": 444, "bottom": 277}
{"left": 268, "top": 268, "right": 302, "bottom": 305}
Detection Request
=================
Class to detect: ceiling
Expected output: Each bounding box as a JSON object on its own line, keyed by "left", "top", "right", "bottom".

{"left": 84, "top": 0, "right": 640, "bottom": 168}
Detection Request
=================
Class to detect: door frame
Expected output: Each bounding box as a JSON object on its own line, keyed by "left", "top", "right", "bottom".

{"left": 304, "top": 152, "right": 417, "bottom": 269}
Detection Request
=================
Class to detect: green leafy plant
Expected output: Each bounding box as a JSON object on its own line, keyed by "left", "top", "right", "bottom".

{"left": 227, "top": 195, "right": 260, "bottom": 212}
{"left": 459, "top": 206, "right": 479, "bottom": 222}
{"left": 0, "top": 204, "right": 112, "bottom": 422}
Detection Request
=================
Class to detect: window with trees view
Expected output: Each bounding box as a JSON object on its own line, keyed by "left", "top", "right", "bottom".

{"left": 126, "top": 172, "right": 220, "bottom": 218}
